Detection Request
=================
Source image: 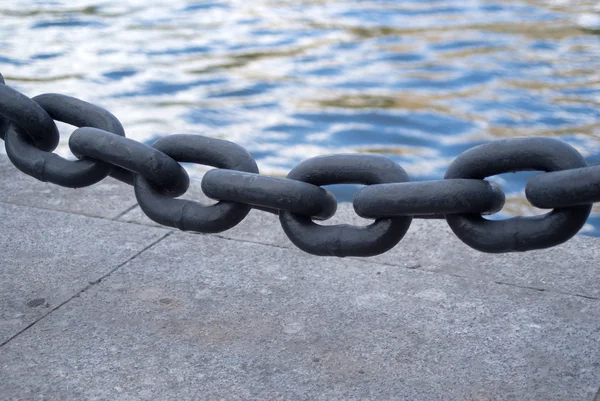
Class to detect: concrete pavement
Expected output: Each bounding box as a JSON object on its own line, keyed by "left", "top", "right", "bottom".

{"left": 1, "top": 154, "right": 599, "bottom": 401}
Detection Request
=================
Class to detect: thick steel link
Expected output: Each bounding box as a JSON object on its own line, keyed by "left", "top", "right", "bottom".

{"left": 69, "top": 127, "right": 189, "bottom": 197}
{"left": 526, "top": 164, "right": 600, "bottom": 208}
{"left": 134, "top": 134, "right": 259, "bottom": 233}
{"left": 353, "top": 179, "right": 505, "bottom": 218}
{"left": 444, "top": 137, "right": 592, "bottom": 253}
{"left": 0, "top": 86, "right": 59, "bottom": 152}
{"left": 201, "top": 169, "right": 337, "bottom": 220}
{"left": 5, "top": 94, "right": 127, "bottom": 187}
{"left": 279, "top": 154, "right": 412, "bottom": 257}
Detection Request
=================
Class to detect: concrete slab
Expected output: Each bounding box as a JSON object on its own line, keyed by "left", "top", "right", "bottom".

{"left": 0, "top": 202, "right": 169, "bottom": 344}
{"left": 407, "top": 224, "right": 600, "bottom": 299}
{"left": 0, "top": 153, "right": 137, "bottom": 220}
{"left": 0, "top": 232, "right": 598, "bottom": 400}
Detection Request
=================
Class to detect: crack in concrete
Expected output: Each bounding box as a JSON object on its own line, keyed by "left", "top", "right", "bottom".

{"left": 112, "top": 203, "right": 139, "bottom": 220}
{"left": 0, "top": 231, "right": 173, "bottom": 349}
{"left": 0, "top": 198, "right": 138, "bottom": 221}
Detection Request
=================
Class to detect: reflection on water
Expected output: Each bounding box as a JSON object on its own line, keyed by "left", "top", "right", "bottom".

{"left": 1, "top": 0, "right": 599, "bottom": 234}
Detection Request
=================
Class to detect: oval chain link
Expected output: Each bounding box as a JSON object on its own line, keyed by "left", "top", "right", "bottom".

{"left": 69, "top": 126, "right": 189, "bottom": 197}
{"left": 444, "top": 137, "right": 592, "bottom": 253}
{"left": 278, "top": 154, "right": 413, "bottom": 257}
{"left": 5, "top": 94, "right": 127, "bottom": 187}
{"left": 134, "top": 134, "right": 259, "bottom": 233}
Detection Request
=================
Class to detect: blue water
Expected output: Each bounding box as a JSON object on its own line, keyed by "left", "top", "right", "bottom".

{"left": 1, "top": 0, "right": 599, "bottom": 234}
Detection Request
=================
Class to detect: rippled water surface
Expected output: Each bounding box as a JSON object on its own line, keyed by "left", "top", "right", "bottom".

{"left": 1, "top": 0, "right": 600, "bottom": 234}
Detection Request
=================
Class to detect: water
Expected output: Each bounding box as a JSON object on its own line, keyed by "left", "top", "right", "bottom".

{"left": 1, "top": 0, "right": 599, "bottom": 234}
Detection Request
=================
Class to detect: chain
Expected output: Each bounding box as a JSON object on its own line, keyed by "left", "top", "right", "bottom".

{"left": 1, "top": 72, "right": 599, "bottom": 257}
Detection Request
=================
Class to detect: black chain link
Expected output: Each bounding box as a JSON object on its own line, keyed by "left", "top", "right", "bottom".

{"left": 201, "top": 169, "right": 337, "bottom": 220}
{"left": 5, "top": 94, "right": 127, "bottom": 188}
{"left": 135, "top": 134, "right": 259, "bottom": 233}
{"left": 526, "top": 164, "right": 600, "bottom": 208}
{"left": 279, "top": 154, "right": 413, "bottom": 257}
{"left": 0, "top": 84, "right": 60, "bottom": 152}
{"left": 444, "top": 137, "right": 592, "bottom": 253}
{"left": 1, "top": 75, "right": 598, "bottom": 257}
{"left": 353, "top": 179, "right": 505, "bottom": 218}
{"left": 70, "top": 126, "right": 189, "bottom": 197}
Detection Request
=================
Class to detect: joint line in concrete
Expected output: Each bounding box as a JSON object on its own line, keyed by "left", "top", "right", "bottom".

{"left": 0, "top": 231, "right": 173, "bottom": 349}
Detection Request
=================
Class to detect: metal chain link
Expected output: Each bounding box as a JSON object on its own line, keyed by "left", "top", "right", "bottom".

{"left": 1, "top": 73, "right": 598, "bottom": 257}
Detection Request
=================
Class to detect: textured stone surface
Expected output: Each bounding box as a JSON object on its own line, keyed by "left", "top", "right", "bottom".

{"left": 1, "top": 232, "right": 598, "bottom": 400}
{"left": 0, "top": 153, "right": 137, "bottom": 220}
{"left": 0, "top": 158, "right": 599, "bottom": 400}
{"left": 0, "top": 202, "right": 168, "bottom": 344}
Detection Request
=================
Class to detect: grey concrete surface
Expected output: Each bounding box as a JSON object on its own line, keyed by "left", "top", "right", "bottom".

{"left": 0, "top": 202, "right": 169, "bottom": 344}
{"left": 1, "top": 154, "right": 599, "bottom": 400}
{"left": 1, "top": 232, "right": 599, "bottom": 400}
